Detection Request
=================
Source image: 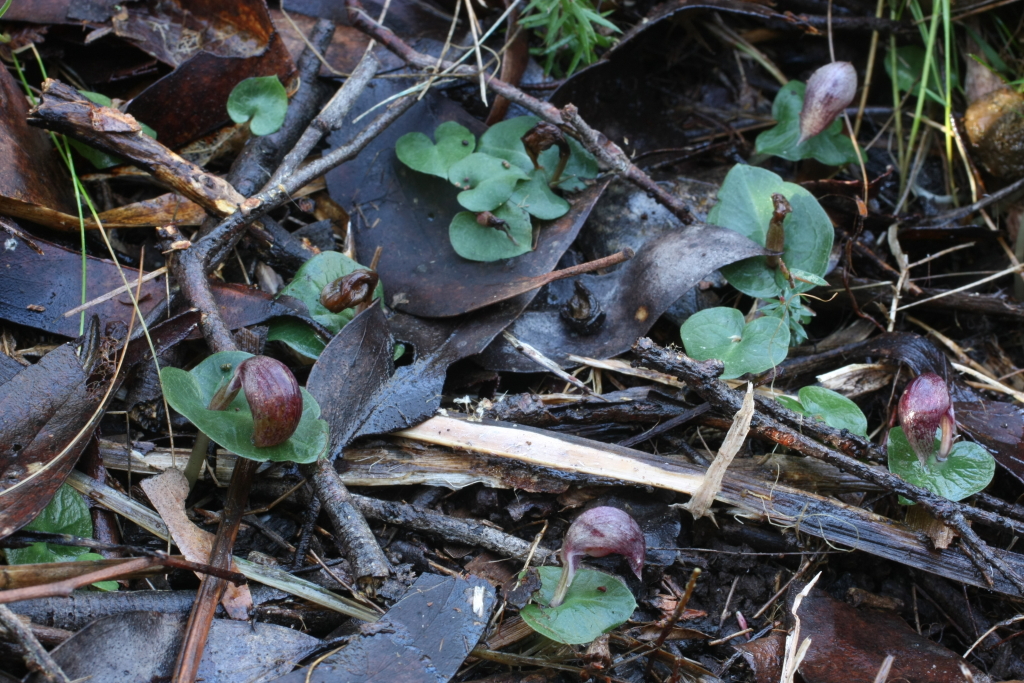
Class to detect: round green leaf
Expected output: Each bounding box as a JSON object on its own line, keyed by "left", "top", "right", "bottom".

{"left": 78, "top": 553, "right": 120, "bottom": 591}
{"left": 267, "top": 318, "right": 328, "bottom": 360}
{"left": 796, "top": 386, "right": 867, "bottom": 436}
{"left": 680, "top": 307, "right": 790, "bottom": 380}
{"left": 709, "top": 165, "right": 833, "bottom": 299}
{"left": 887, "top": 427, "right": 995, "bottom": 502}
{"left": 448, "top": 153, "right": 530, "bottom": 212}
{"left": 477, "top": 115, "right": 598, "bottom": 191}
{"left": 449, "top": 202, "right": 533, "bottom": 262}
{"left": 508, "top": 169, "right": 570, "bottom": 220}
{"left": 267, "top": 252, "right": 384, "bottom": 359}
{"left": 227, "top": 76, "right": 288, "bottom": 136}
{"left": 754, "top": 81, "right": 860, "bottom": 166}
{"left": 5, "top": 484, "right": 92, "bottom": 565}
{"left": 160, "top": 351, "right": 328, "bottom": 463}
{"left": 395, "top": 121, "right": 476, "bottom": 178}
{"left": 520, "top": 567, "right": 637, "bottom": 645}
{"left": 777, "top": 385, "right": 869, "bottom": 436}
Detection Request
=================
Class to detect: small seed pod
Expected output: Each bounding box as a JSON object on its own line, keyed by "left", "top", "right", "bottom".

{"left": 550, "top": 506, "right": 645, "bottom": 607}
{"left": 560, "top": 281, "right": 605, "bottom": 335}
{"left": 898, "top": 372, "right": 957, "bottom": 465}
{"left": 476, "top": 211, "right": 519, "bottom": 245}
{"left": 521, "top": 122, "right": 571, "bottom": 183}
{"left": 798, "top": 61, "right": 857, "bottom": 144}
{"left": 320, "top": 269, "right": 379, "bottom": 313}
{"left": 210, "top": 356, "right": 303, "bottom": 448}
{"left": 764, "top": 193, "right": 791, "bottom": 269}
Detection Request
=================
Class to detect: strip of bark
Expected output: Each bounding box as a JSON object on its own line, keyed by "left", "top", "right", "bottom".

{"left": 685, "top": 383, "right": 754, "bottom": 520}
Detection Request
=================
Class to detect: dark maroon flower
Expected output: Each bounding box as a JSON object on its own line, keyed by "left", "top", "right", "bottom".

{"left": 319, "top": 270, "right": 378, "bottom": 313}
{"left": 898, "top": 372, "right": 956, "bottom": 465}
{"left": 550, "top": 506, "right": 645, "bottom": 607}
{"left": 210, "top": 356, "right": 302, "bottom": 448}
{"left": 798, "top": 62, "right": 857, "bottom": 144}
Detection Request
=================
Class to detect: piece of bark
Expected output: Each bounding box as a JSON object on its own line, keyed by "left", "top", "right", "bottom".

{"left": 140, "top": 470, "right": 252, "bottom": 619}
{"left": 685, "top": 383, "right": 754, "bottom": 520}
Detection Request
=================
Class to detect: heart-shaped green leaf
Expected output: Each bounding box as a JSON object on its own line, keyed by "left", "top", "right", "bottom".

{"left": 161, "top": 351, "right": 328, "bottom": 463}
{"left": 887, "top": 426, "right": 995, "bottom": 502}
{"left": 5, "top": 484, "right": 93, "bottom": 565}
{"left": 449, "top": 202, "right": 533, "bottom": 262}
{"left": 395, "top": 121, "right": 476, "bottom": 178}
{"left": 680, "top": 307, "right": 790, "bottom": 379}
{"left": 227, "top": 76, "right": 288, "bottom": 136}
{"left": 448, "top": 153, "right": 530, "bottom": 212}
{"left": 508, "top": 169, "right": 570, "bottom": 220}
{"left": 520, "top": 567, "right": 636, "bottom": 645}
{"left": 755, "top": 81, "right": 860, "bottom": 166}
{"left": 267, "top": 252, "right": 384, "bottom": 359}
{"left": 709, "top": 165, "right": 833, "bottom": 299}
{"left": 477, "top": 116, "right": 598, "bottom": 191}
{"left": 778, "top": 386, "right": 867, "bottom": 436}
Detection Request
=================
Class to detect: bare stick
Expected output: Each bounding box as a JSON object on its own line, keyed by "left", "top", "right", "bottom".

{"left": 301, "top": 459, "right": 391, "bottom": 588}
{"left": 0, "top": 557, "right": 155, "bottom": 604}
{"left": 351, "top": 493, "right": 554, "bottom": 565}
{"left": 172, "top": 459, "right": 258, "bottom": 683}
{"left": 0, "top": 604, "right": 69, "bottom": 683}
{"left": 265, "top": 51, "right": 382, "bottom": 190}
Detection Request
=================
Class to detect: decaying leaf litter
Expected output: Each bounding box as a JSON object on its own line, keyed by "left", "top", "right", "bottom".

{"left": 2, "top": 0, "right": 1024, "bottom": 681}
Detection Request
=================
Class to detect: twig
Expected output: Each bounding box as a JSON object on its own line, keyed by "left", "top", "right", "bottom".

{"left": 0, "top": 604, "right": 69, "bottom": 683}
{"left": 645, "top": 567, "right": 701, "bottom": 678}
{"left": 350, "top": 493, "right": 554, "bottom": 565}
{"left": 618, "top": 404, "right": 711, "bottom": 448}
{"left": 503, "top": 330, "right": 605, "bottom": 398}
{"left": 301, "top": 458, "right": 391, "bottom": 588}
{"left": 0, "top": 557, "right": 155, "bottom": 604}
{"left": 264, "top": 50, "right": 381, "bottom": 191}
{"left": 171, "top": 459, "right": 258, "bottom": 683}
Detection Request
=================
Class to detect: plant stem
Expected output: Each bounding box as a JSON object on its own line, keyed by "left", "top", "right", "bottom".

{"left": 183, "top": 433, "right": 211, "bottom": 489}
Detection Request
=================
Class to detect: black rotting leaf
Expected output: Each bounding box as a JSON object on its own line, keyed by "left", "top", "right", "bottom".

{"left": 326, "top": 85, "right": 610, "bottom": 318}
{"left": 477, "top": 221, "right": 769, "bottom": 371}
{"left": 0, "top": 234, "right": 313, "bottom": 340}
{"left": 118, "top": 0, "right": 296, "bottom": 148}
{"left": 309, "top": 291, "right": 538, "bottom": 455}
{"left": 271, "top": 573, "right": 496, "bottom": 683}
{"left": 0, "top": 311, "right": 199, "bottom": 539}
{"left": 0, "top": 234, "right": 166, "bottom": 338}
{"left": 25, "top": 611, "right": 321, "bottom": 683}
{"left": 307, "top": 303, "right": 395, "bottom": 452}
